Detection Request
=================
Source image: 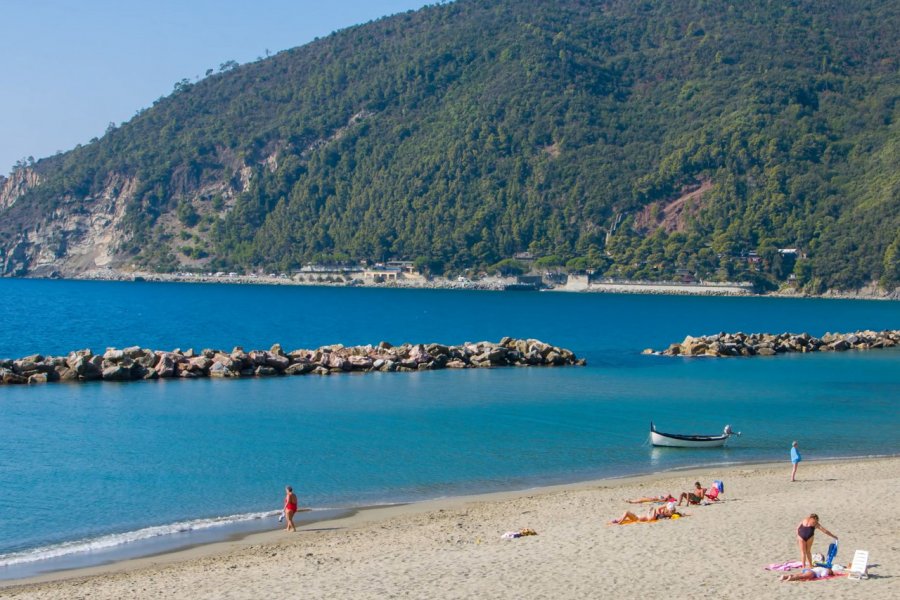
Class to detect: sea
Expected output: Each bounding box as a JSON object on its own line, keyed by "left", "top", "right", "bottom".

{"left": 0, "top": 278, "right": 897, "bottom": 579}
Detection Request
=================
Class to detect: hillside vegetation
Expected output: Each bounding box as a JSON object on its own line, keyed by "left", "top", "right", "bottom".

{"left": 1, "top": 0, "right": 898, "bottom": 293}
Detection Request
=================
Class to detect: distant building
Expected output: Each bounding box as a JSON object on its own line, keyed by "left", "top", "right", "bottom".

{"left": 363, "top": 265, "right": 401, "bottom": 283}
{"left": 385, "top": 260, "right": 418, "bottom": 275}
{"left": 544, "top": 271, "right": 568, "bottom": 285}
{"left": 675, "top": 268, "right": 696, "bottom": 283}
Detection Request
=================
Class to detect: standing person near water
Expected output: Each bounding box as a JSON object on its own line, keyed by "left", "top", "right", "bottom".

{"left": 790, "top": 441, "right": 801, "bottom": 482}
{"left": 283, "top": 485, "right": 298, "bottom": 532}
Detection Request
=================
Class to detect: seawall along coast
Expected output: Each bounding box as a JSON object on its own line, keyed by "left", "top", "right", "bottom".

{"left": 0, "top": 338, "right": 585, "bottom": 385}
{"left": 652, "top": 329, "right": 900, "bottom": 357}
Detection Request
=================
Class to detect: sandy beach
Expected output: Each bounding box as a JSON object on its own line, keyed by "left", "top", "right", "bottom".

{"left": 2, "top": 457, "right": 896, "bottom": 599}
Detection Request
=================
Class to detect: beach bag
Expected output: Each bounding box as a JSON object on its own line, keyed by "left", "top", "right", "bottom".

{"left": 713, "top": 480, "right": 724, "bottom": 493}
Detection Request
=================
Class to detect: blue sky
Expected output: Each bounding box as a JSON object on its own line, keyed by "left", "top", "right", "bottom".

{"left": 1, "top": 0, "right": 437, "bottom": 175}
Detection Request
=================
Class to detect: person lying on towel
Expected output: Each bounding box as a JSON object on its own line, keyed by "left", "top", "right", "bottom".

{"left": 779, "top": 566, "right": 834, "bottom": 582}
{"left": 625, "top": 494, "right": 677, "bottom": 504}
{"left": 610, "top": 502, "right": 681, "bottom": 524}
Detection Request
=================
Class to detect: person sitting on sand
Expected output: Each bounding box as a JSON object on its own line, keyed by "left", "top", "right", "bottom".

{"left": 677, "top": 482, "right": 707, "bottom": 506}
{"left": 610, "top": 503, "right": 681, "bottom": 524}
{"left": 625, "top": 494, "right": 677, "bottom": 504}
{"left": 779, "top": 566, "right": 833, "bottom": 582}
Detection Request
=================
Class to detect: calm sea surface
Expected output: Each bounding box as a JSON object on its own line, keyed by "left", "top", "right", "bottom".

{"left": 0, "top": 279, "right": 898, "bottom": 578}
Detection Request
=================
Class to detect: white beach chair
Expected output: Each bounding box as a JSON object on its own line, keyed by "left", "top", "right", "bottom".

{"left": 847, "top": 550, "right": 869, "bottom": 580}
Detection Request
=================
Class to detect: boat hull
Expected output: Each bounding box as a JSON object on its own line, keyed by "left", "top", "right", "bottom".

{"left": 649, "top": 430, "right": 729, "bottom": 448}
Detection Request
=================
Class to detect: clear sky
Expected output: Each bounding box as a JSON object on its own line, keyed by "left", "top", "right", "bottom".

{"left": 1, "top": 0, "right": 438, "bottom": 175}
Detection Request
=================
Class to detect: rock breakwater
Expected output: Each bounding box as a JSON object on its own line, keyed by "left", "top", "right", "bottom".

{"left": 0, "top": 338, "right": 584, "bottom": 385}
{"left": 654, "top": 329, "right": 900, "bottom": 357}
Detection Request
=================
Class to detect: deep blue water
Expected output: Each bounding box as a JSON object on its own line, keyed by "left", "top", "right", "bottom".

{"left": 0, "top": 279, "right": 898, "bottom": 578}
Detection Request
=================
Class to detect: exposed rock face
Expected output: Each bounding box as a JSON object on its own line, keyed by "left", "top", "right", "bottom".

{"left": 656, "top": 330, "right": 900, "bottom": 357}
{"left": 0, "top": 171, "right": 139, "bottom": 277}
{"left": 0, "top": 168, "right": 41, "bottom": 211}
{"left": 0, "top": 338, "right": 585, "bottom": 386}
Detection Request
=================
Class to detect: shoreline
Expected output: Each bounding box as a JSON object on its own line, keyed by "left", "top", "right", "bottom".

{"left": 4, "top": 271, "right": 898, "bottom": 300}
{"left": 3, "top": 455, "right": 897, "bottom": 597}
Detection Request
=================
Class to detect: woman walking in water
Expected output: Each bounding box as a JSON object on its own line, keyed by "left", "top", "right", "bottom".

{"left": 796, "top": 513, "right": 837, "bottom": 568}
{"left": 283, "top": 485, "right": 298, "bottom": 532}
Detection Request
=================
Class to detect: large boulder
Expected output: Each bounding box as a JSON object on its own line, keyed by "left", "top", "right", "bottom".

{"left": 102, "top": 365, "right": 133, "bottom": 381}
{"left": 348, "top": 355, "right": 374, "bottom": 370}
{"left": 28, "top": 372, "right": 49, "bottom": 384}
{"left": 1, "top": 369, "right": 27, "bottom": 384}
{"left": 264, "top": 352, "right": 290, "bottom": 371}
{"left": 209, "top": 361, "right": 236, "bottom": 377}
{"left": 103, "top": 348, "right": 125, "bottom": 361}
{"left": 213, "top": 353, "right": 239, "bottom": 371}
{"left": 285, "top": 362, "right": 315, "bottom": 375}
{"left": 134, "top": 352, "right": 157, "bottom": 368}
{"left": 123, "top": 346, "right": 144, "bottom": 359}
{"left": 829, "top": 339, "right": 851, "bottom": 351}
{"left": 189, "top": 356, "right": 213, "bottom": 373}
{"left": 155, "top": 354, "right": 176, "bottom": 378}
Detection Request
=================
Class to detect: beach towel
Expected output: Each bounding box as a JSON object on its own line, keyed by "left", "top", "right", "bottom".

{"left": 805, "top": 573, "right": 848, "bottom": 582}
{"left": 766, "top": 561, "right": 803, "bottom": 571}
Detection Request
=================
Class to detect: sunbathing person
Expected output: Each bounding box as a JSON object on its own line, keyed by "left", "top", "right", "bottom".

{"left": 610, "top": 503, "right": 681, "bottom": 524}
{"left": 779, "top": 566, "right": 833, "bottom": 581}
{"left": 625, "top": 494, "right": 676, "bottom": 504}
{"left": 677, "top": 482, "right": 707, "bottom": 506}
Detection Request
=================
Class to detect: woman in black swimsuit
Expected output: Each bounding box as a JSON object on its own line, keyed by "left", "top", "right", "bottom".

{"left": 796, "top": 513, "right": 838, "bottom": 568}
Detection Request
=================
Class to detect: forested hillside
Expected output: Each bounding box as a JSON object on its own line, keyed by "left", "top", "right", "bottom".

{"left": 1, "top": 0, "right": 898, "bottom": 293}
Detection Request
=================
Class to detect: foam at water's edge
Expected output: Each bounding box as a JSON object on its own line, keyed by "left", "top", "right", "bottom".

{"left": 0, "top": 510, "right": 280, "bottom": 567}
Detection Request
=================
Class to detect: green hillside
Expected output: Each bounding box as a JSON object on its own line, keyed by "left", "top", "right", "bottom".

{"left": 2, "top": 0, "right": 898, "bottom": 292}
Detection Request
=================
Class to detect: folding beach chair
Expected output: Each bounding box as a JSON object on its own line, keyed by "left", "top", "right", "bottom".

{"left": 847, "top": 550, "right": 869, "bottom": 580}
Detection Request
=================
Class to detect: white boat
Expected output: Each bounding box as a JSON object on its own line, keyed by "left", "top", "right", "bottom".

{"left": 649, "top": 422, "right": 739, "bottom": 448}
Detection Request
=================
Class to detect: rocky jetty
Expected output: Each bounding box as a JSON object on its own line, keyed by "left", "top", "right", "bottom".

{"left": 654, "top": 330, "right": 900, "bottom": 357}
{"left": 0, "top": 338, "right": 584, "bottom": 385}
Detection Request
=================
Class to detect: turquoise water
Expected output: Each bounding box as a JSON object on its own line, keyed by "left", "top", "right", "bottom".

{"left": 0, "top": 279, "right": 898, "bottom": 578}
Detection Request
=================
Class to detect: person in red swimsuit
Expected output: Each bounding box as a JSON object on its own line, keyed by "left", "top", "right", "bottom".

{"left": 284, "top": 485, "right": 298, "bottom": 532}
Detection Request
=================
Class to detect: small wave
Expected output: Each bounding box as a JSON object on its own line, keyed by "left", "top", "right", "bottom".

{"left": 0, "top": 510, "right": 282, "bottom": 567}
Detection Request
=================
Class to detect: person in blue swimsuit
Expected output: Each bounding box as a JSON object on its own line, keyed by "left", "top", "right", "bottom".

{"left": 790, "top": 441, "right": 801, "bottom": 482}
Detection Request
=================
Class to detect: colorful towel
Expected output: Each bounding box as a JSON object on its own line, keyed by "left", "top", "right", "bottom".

{"left": 766, "top": 561, "right": 803, "bottom": 571}
{"left": 807, "top": 573, "right": 848, "bottom": 582}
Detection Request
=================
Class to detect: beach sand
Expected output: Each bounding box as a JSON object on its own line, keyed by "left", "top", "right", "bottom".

{"left": 3, "top": 458, "right": 897, "bottom": 599}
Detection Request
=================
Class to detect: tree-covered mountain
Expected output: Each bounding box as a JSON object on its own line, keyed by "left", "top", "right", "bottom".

{"left": 1, "top": 0, "right": 898, "bottom": 293}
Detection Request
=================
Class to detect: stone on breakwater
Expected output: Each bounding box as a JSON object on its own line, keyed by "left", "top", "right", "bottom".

{"left": 0, "top": 338, "right": 585, "bottom": 386}
{"left": 656, "top": 330, "right": 900, "bottom": 358}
